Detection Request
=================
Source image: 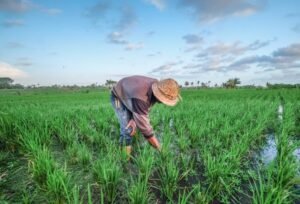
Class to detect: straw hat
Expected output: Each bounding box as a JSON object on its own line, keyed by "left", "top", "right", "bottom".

{"left": 152, "top": 78, "right": 181, "bottom": 106}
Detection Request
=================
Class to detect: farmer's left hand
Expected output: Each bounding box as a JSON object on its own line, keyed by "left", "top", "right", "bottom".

{"left": 126, "top": 119, "right": 137, "bottom": 136}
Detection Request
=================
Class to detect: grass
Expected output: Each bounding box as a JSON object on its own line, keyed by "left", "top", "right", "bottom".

{"left": 92, "top": 150, "right": 123, "bottom": 203}
{"left": 0, "top": 87, "right": 299, "bottom": 203}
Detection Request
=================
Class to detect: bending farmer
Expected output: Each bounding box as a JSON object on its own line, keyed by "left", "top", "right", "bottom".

{"left": 110, "top": 75, "right": 181, "bottom": 156}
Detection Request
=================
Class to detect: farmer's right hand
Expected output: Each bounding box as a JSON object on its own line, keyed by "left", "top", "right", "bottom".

{"left": 147, "top": 136, "right": 161, "bottom": 151}
{"left": 126, "top": 119, "right": 137, "bottom": 136}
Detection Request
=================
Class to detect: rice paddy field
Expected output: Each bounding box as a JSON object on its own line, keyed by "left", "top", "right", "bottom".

{"left": 0, "top": 88, "right": 299, "bottom": 204}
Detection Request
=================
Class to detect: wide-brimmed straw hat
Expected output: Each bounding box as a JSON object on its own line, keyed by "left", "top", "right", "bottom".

{"left": 152, "top": 78, "right": 181, "bottom": 106}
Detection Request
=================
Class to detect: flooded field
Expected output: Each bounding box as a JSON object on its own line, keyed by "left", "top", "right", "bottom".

{"left": 0, "top": 88, "right": 299, "bottom": 203}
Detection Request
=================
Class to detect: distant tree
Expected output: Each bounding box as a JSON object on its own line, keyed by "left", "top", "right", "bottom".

{"left": 223, "top": 78, "right": 241, "bottom": 88}
{"left": 0, "top": 77, "right": 13, "bottom": 89}
{"left": 184, "top": 81, "right": 189, "bottom": 87}
{"left": 201, "top": 82, "right": 207, "bottom": 88}
{"left": 90, "top": 83, "right": 97, "bottom": 88}
{"left": 11, "top": 83, "right": 24, "bottom": 89}
{"left": 105, "top": 79, "right": 117, "bottom": 89}
{"left": 265, "top": 82, "right": 300, "bottom": 89}
{"left": 191, "top": 82, "right": 194, "bottom": 87}
{"left": 197, "top": 81, "right": 200, "bottom": 87}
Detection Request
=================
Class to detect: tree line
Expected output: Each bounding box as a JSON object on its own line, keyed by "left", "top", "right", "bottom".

{"left": 0, "top": 77, "right": 299, "bottom": 90}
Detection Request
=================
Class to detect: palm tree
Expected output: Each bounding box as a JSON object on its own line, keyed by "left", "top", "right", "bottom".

{"left": 223, "top": 78, "right": 241, "bottom": 88}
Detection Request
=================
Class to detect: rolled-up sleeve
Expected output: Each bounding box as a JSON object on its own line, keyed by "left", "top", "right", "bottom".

{"left": 131, "top": 98, "right": 154, "bottom": 138}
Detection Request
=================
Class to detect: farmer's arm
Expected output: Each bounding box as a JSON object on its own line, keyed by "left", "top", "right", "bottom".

{"left": 132, "top": 99, "right": 161, "bottom": 150}
{"left": 132, "top": 113, "right": 161, "bottom": 150}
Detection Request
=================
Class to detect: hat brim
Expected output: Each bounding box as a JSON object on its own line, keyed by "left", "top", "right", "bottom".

{"left": 152, "top": 82, "right": 179, "bottom": 106}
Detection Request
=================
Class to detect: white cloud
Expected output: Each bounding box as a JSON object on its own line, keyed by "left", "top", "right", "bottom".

{"left": 178, "top": 0, "right": 266, "bottom": 23}
{"left": 0, "top": 61, "right": 28, "bottom": 79}
{"left": 107, "top": 32, "right": 128, "bottom": 44}
{"left": 145, "top": 0, "right": 166, "bottom": 10}
{"left": 0, "top": 0, "right": 32, "bottom": 13}
{"left": 41, "top": 8, "right": 62, "bottom": 15}
{"left": 196, "top": 40, "right": 271, "bottom": 57}
{"left": 1, "top": 19, "right": 25, "bottom": 27}
{"left": 125, "top": 42, "right": 144, "bottom": 51}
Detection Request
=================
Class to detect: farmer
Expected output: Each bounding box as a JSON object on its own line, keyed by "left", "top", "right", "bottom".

{"left": 110, "top": 75, "right": 181, "bottom": 156}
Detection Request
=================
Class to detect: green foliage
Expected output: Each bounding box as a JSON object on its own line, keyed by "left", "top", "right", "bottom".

{"left": 93, "top": 151, "right": 123, "bottom": 203}
{"left": 128, "top": 175, "right": 153, "bottom": 204}
{"left": 0, "top": 88, "right": 299, "bottom": 203}
{"left": 223, "top": 78, "right": 241, "bottom": 88}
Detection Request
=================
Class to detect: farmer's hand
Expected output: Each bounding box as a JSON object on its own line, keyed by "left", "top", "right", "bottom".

{"left": 147, "top": 136, "right": 161, "bottom": 151}
{"left": 126, "top": 119, "right": 137, "bottom": 136}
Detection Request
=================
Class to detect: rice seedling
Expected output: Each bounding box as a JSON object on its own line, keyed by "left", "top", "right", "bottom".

{"left": 87, "top": 183, "right": 92, "bottom": 204}
{"left": 177, "top": 188, "right": 196, "bottom": 204}
{"left": 66, "top": 142, "right": 92, "bottom": 165}
{"left": 134, "top": 146, "right": 154, "bottom": 179}
{"left": 158, "top": 158, "right": 180, "bottom": 200}
{"left": 127, "top": 175, "right": 153, "bottom": 204}
{"left": 93, "top": 152, "right": 123, "bottom": 203}
{"left": 46, "top": 168, "right": 71, "bottom": 202}
{"left": 192, "top": 184, "right": 213, "bottom": 204}
{"left": 55, "top": 124, "right": 77, "bottom": 148}
{"left": 70, "top": 185, "right": 82, "bottom": 204}
{"left": 28, "top": 147, "right": 55, "bottom": 184}
{"left": 1, "top": 88, "right": 299, "bottom": 203}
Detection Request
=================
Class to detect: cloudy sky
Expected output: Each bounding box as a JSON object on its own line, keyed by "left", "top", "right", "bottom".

{"left": 0, "top": 0, "right": 300, "bottom": 86}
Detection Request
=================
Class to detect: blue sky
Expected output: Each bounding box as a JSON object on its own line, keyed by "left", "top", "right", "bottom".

{"left": 0, "top": 0, "right": 299, "bottom": 86}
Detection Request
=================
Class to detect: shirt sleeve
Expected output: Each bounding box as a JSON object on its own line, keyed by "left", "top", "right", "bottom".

{"left": 131, "top": 98, "right": 154, "bottom": 138}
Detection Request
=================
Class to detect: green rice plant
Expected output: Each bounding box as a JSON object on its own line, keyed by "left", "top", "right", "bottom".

{"left": 17, "top": 116, "right": 52, "bottom": 147}
{"left": 46, "top": 168, "right": 71, "bottom": 203}
{"left": 158, "top": 158, "right": 180, "bottom": 200}
{"left": 177, "top": 188, "right": 196, "bottom": 204}
{"left": 57, "top": 125, "right": 77, "bottom": 148}
{"left": 134, "top": 146, "right": 154, "bottom": 180}
{"left": 249, "top": 163, "right": 299, "bottom": 204}
{"left": 177, "top": 134, "right": 191, "bottom": 152}
{"left": 87, "top": 183, "right": 92, "bottom": 204}
{"left": 21, "top": 189, "right": 35, "bottom": 204}
{"left": 70, "top": 185, "right": 82, "bottom": 204}
{"left": 18, "top": 128, "right": 45, "bottom": 155}
{"left": 29, "top": 147, "right": 55, "bottom": 184}
{"left": 192, "top": 184, "right": 213, "bottom": 204}
{"left": 93, "top": 154, "right": 123, "bottom": 203}
{"left": 179, "top": 153, "right": 195, "bottom": 175}
{"left": 250, "top": 168, "right": 282, "bottom": 204}
{"left": 202, "top": 151, "right": 241, "bottom": 202}
{"left": 66, "top": 142, "right": 92, "bottom": 165}
{"left": 159, "top": 131, "right": 173, "bottom": 162}
{"left": 127, "top": 175, "right": 153, "bottom": 204}
{"left": 66, "top": 142, "right": 79, "bottom": 164}
{"left": 251, "top": 101, "right": 300, "bottom": 204}
{"left": 2, "top": 87, "right": 299, "bottom": 203}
